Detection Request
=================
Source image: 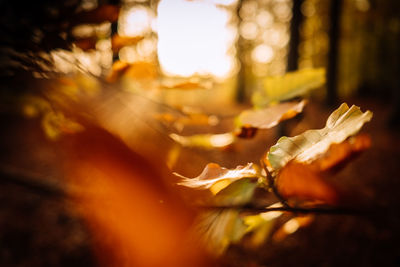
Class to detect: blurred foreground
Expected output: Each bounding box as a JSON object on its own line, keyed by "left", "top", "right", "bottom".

{"left": 1, "top": 89, "right": 400, "bottom": 266}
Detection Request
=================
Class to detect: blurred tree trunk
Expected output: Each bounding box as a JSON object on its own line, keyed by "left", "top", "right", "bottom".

{"left": 287, "top": 0, "right": 303, "bottom": 72}
{"left": 236, "top": 0, "right": 246, "bottom": 103}
{"left": 327, "top": 0, "right": 342, "bottom": 106}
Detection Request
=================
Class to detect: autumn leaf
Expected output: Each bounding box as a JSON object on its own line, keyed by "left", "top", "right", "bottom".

{"left": 275, "top": 160, "right": 339, "bottom": 204}
{"left": 252, "top": 68, "right": 325, "bottom": 108}
{"left": 312, "top": 134, "right": 372, "bottom": 172}
{"left": 265, "top": 104, "right": 372, "bottom": 204}
{"left": 181, "top": 173, "right": 259, "bottom": 254}
{"left": 274, "top": 134, "right": 372, "bottom": 205}
{"left": 266, "top": 103, "right": 373, "bottom": 172}
{"left": 243, "top": 202, "right": 283, "bottom": 247}
{"left": 169, "top": 101, "right": 305, "bottom": 145}
{"left": 194, "top": 209, "right": 247, "bottom": 255}
{"left": 178, "top": 168, "right": 259, "bottom": 254}
{"left": 174, "top": 163, "right": 258, "bottom": 194}
{"left": 169, "top": 132, "right": 235, "bottom": 149}
{"left": 213, "top": 178, "right": 258, "bottom": 205}
{"left": 235, "top": 100, "right": 306, "bottom": 138}
{"left": 193, "top": 181, "right": 258, "bottom": 254}
{"left": 111, "top": 35, "right": 144, "bottom": 52}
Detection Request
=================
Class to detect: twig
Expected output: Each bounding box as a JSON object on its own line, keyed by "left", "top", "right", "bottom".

{"left": 260, "top": 160, "right": 291, "bottom": 208}
{"left": 198, "top": 204, "right": 366, "bottom": 217}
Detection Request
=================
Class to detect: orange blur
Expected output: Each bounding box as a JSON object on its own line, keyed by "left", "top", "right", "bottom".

{"left": 60, "top": 126, "right": 208, "bottom": 266}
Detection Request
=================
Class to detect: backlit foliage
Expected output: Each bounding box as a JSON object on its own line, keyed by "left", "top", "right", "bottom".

{"left": 175, "top": 73, "right": 372, "bottom": 255}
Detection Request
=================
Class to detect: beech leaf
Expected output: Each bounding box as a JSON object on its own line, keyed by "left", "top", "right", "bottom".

{"left": 169, "top": 132, "right": 235, "bottom": 149}
{"left": 312, "top": 134, "right": 372, "bottom": 172}
{"left": 274, "top": 134, "right": 372, "bottom": 204}
{"left": 252, "top": 68, "right": 325, "bottom": 107}
{"left": 276, "top": 161, "right": 339, "bottom": 204}
{"left": 244, "top": 203, "right": 283, "bottom": 246}
{"left": 267, "top": 103, "right": 373, "bottom": 172}
{"left": 183, "top": 173, "right": 258, "bottom": 254}
{"left": 174, "top": 163, "right": 258, "bottom": 193}
{"left": 213, "top": 178, "right": 258, "bottom": 205}
{"left": 194, "top": 210, "right": 247, "bottom": 255}
{"left": 236, "top": 100, "right": 306, "bottom": 131}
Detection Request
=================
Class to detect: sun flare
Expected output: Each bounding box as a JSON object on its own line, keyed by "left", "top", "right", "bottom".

{"left": 157, "top": 0, "right": 237, "bottom": 78}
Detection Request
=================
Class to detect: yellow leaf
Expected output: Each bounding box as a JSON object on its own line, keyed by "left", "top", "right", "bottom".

{"left": 170, "top": 132, "right": 235, "bottom": 149}
{"left": 174, "top": 162, "right": 258, "bottom": 192}
{"left": 252, "top": 68, "right": 325, "bottom": 107}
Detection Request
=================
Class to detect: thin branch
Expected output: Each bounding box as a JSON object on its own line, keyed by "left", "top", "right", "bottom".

{"left": 198, "top": 204, "right": 366, "bottom": 217}
{"left": 260, "top": 160, "right": 291, "bottom": 208}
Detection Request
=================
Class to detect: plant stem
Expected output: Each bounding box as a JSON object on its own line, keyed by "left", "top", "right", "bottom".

{"left": 260, "top": 160, "right": 291, "bottom": 208}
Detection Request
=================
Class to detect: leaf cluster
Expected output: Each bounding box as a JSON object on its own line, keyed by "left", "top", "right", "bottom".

{"left": 173, "top": 69, "right": 373, "bottom": 255}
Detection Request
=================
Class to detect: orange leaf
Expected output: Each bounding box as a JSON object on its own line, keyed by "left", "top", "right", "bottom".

{"left": 275, "top": 134, "right": 371, "bottom": 205}
{"left": 312, "top": 134, "right": 371, "bottom": 172}
{"left": 276, "top": 161, "right": 339, "bottom": 205}
{"left": 111, "top": 35, "right": 144, "bottom": 52}
{"left": 106, "top": 60, "right": 130, "bottom": 83}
